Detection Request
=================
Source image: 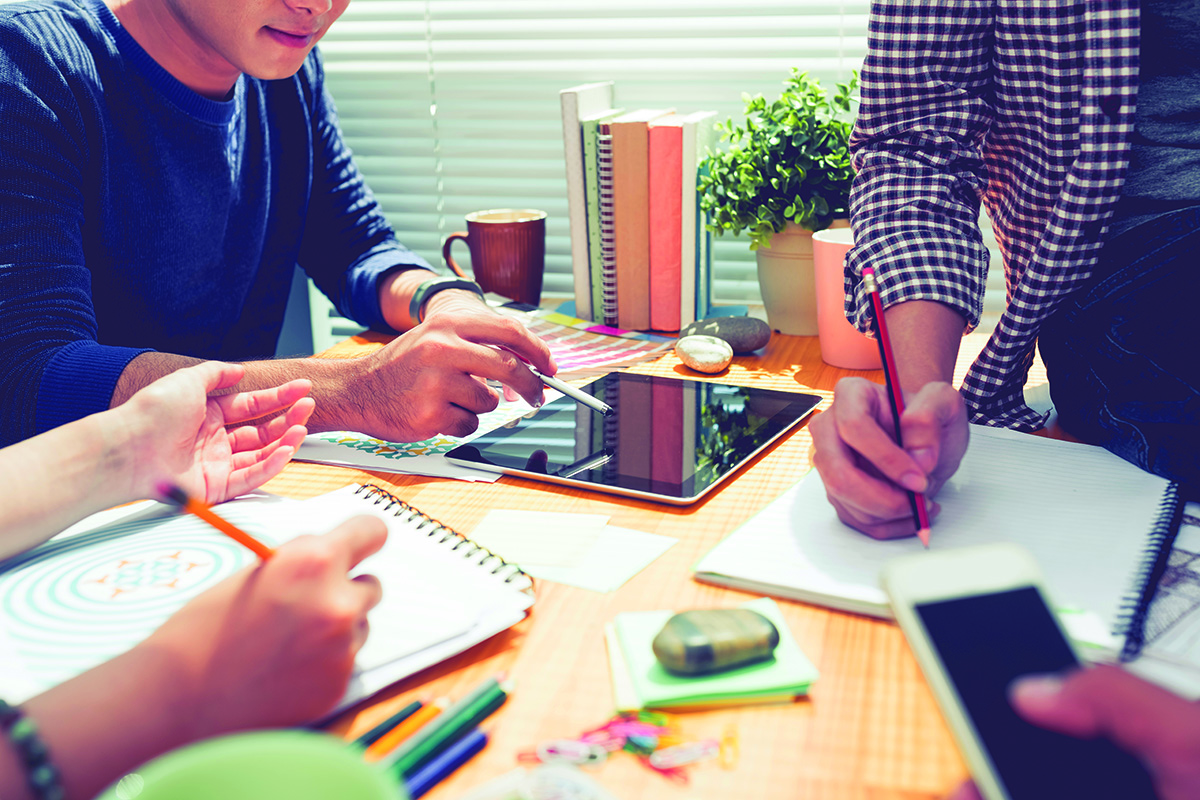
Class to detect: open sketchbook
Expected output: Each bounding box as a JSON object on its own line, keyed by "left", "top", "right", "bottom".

{"left": 693, "top": 426, "right": 1182, "bottom": 656}
{"left": 0, "top": 484, "right": 533, "bottom": 711}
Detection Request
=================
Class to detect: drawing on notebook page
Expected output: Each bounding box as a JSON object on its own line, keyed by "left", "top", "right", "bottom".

{"left": 0, "top": 515, "right": 264, "bottom": 688}
{"left": 0, "top": 497, "right": 489, "bottom": 703}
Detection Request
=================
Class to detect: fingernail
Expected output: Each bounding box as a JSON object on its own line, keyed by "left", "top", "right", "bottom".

{"left": 909, "top": 447, "right": 937, "bottom": 473}
{"left": 900, "top": 472, "right": 927, "bottom": 492}
{"left": 1012, "top": 674, "right": 1064, "bottom": 702}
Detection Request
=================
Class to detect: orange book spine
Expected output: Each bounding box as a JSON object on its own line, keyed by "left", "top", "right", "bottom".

{"left": 648, "top": 121, "right": 683, "bottom": 331}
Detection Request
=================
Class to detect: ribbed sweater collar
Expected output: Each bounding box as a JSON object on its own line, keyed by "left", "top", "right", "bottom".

{"left": 82, "top": 0, "right": 243, "bottom": 125}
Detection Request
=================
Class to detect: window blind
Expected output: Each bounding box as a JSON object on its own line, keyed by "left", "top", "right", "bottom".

{"left": 318, "top": 0, "right": 875, "bottom": 311}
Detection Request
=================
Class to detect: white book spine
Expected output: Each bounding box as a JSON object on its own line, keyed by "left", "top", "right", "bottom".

{"left": 560, "top": 82, "right": 615, "bottom": 322}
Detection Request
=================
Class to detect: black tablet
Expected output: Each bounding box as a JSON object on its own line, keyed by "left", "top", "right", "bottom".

{"left": 445, "top": 372, "right": 821, "bottom": 505}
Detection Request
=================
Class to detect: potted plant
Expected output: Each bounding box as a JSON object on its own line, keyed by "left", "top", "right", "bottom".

{"left": 699, "top": 69, "right": 857, "bottom": 335}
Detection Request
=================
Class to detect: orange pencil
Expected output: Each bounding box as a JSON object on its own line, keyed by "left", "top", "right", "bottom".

{"left": 157, "top": 483, "right": 276, "bottom": 560}
{"left": 364, "top": 700, "right": 445, "bottom": 763}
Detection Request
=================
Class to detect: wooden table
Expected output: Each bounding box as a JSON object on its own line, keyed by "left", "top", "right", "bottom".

{"left": 262, "top": 332, "right": 1036, "bottom": 799}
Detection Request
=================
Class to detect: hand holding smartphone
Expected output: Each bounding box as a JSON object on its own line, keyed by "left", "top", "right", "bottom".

{"left": 883, "top": 544, "right": 1157, "bottom": 800}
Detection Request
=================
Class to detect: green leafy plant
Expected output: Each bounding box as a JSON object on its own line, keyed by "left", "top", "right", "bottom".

{"left": 699, "top": 69, "right": 858, "bottom": 250}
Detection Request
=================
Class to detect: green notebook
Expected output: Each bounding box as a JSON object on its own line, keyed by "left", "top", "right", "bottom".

{"left": 606, "top": 597, "right": 819, "bottom": 711}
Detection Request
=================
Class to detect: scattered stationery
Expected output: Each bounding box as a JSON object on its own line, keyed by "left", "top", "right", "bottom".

{"left": 383, "top": 675, "right": 510, "bottom": 777}
{"left": 606, "top": 597, "right": 819, "bottom": 711}
{"left": 467, "top": 510, "right": 609, "bottom": 570}
{"left": 405, "top": 727, "right": 489, "bottom": 798}
{"left": 0, "top": 485, "right": 533, "bottom": 711}
{"left": 468, "top": 510, "right": 677, "bottom": 593}
{"left": 534, "top": 525, "right": 677, "bottom": 593}
{"left": 457, "top": 765, "right": 622, "bottom": 800}
{"left": 692, "top": 425, "right": 1184, "bottom": 657}
{"left": 363, "top": 701, "right": 443, "bottom": 763}
{"left": 354, "top": 700, "right": 424, "bottom": 749}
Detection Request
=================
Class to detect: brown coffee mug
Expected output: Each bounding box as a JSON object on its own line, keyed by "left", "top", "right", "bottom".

{"left": 442, "top": 209, "right": 546, "bottom": 305}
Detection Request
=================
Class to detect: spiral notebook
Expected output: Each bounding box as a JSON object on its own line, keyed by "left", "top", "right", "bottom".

{"left": 0, "top": 483, "right": 533, "bottom": 710}
{"left": 693, "top": 426, "right": 1184, "bottom": 660}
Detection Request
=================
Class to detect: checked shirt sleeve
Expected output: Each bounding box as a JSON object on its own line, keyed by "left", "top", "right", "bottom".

{"left": 845, "top": 1, "right": 993, "bottom": 336}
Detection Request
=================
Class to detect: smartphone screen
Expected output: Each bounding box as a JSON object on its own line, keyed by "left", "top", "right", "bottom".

{"left": 916, "top": 587, "right": 1157, "bottom": 799}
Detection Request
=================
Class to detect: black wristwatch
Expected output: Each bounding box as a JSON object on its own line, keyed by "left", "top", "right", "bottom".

{"left": 409, "top": 276, "right": 486, "bottom": 323}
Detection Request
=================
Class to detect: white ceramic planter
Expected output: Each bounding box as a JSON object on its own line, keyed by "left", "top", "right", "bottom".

{"left": 756, "top": 219, "right": 849, "bottom": 336}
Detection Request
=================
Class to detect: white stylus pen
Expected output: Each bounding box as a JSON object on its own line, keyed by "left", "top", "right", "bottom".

{"left": 530, "top": 369, "right": 613, "bottom": 416}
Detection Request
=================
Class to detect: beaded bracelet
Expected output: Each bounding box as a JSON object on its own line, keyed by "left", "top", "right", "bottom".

{"left": 0, "top": 699, "right": 64, "bottom": 800}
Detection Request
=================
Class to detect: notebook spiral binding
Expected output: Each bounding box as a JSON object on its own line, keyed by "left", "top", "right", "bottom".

{"left": 353, "top": 483, "right": 532, "bottom": 588}
{"left": 1116, "top": 481, "right": 1184, "bottom": 662}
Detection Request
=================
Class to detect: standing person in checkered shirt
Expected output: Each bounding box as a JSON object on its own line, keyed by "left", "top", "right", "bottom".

{"left": 811, "top": 4, "right": 1200, "bottom": 797}
{"left": 811, "top": 0, "right": 1198, "bottom": 542}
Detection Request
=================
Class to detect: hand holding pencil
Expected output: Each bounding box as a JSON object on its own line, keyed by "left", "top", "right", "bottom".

{"left": 144, "top": 514, "right": 387, "bottom": 733}
{"left": 809, "top": 275, "right": 970, "bottom": 542}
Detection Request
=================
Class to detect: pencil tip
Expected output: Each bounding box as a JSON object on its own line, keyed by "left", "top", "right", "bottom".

{"left": 917, "top": 527, "right": 931, "bottom": 548}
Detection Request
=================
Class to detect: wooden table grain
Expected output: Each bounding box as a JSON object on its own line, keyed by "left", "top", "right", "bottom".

{"left": 262, "top": 332, "right": 1038, "bottom": 800}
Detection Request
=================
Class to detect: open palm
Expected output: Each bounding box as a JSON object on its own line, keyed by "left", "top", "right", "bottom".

{"left": 120, "top": 362, "right": 314, "bottom": 504}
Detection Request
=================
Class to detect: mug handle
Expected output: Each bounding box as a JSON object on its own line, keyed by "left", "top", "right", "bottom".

{"left": 441, "top": 232, "right": 470, "bottom": 278}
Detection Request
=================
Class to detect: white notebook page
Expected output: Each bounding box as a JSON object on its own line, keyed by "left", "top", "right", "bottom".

{"left": 695, "top": 426, "right": 1172, "bottom": 631}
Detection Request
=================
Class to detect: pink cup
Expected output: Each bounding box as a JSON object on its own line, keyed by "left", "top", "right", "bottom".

{"left": 812, "top": 228, "right": 882, "bottom": 370}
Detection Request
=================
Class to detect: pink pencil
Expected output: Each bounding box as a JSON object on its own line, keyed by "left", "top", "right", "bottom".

{"left": 862, "top": 267, "right": 932, "bottom": 547}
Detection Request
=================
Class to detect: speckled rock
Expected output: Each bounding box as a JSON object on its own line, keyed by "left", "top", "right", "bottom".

{"left": 679, "top": 316, "right": 771, "bottom": 354}
{"left": 675, "top": 335, "right": 734, "bottom": 374}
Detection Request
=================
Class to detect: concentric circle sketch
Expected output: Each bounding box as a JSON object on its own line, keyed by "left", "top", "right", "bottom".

{"left": 0, "top": 514, "right": 272, "bottom": 691}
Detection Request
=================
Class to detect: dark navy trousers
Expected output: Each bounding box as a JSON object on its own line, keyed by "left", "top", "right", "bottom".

{"left": 1039, "top": 206, "right": 1200, "bottom": 489}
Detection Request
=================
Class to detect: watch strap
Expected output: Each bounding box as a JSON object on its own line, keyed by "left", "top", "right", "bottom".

{"left": 409, "top": 276, "right": 486, "bottom": 323}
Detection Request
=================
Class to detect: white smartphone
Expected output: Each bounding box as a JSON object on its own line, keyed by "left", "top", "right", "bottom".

{"left": 882, "top": 543, "right": 1156, "bottom": 800}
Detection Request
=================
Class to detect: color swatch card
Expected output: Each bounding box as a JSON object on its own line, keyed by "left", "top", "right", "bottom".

{"left": 607, "top": 597, "right": 819, "bottom": 711}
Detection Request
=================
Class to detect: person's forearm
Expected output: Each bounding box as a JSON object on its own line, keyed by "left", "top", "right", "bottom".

{"left": 0, "top": 411, "right": 142, "bottom": 558}
{"left": 377, "top": 266, "right": 489, "bottom": 332}
{"left": 111, "top": 351, "right": 365, "bottom": 435}
{"left": 881, "top": 300, "right": 967, "bottom": 392}
{"left": 8, "top": 641, "right": 195, "bottom": 800}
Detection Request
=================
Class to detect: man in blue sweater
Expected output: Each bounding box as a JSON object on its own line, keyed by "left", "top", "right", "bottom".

{"left": 0, "top": 0, "right": 556, "bottom": 448}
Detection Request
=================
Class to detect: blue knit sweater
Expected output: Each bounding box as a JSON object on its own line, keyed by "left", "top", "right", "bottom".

{"left": 0, "top": 0, "right": 431, "bottom": 446}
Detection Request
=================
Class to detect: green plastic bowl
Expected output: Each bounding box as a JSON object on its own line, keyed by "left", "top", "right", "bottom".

{"left": 96, "top": 730, "right": 406, "bottom": 800}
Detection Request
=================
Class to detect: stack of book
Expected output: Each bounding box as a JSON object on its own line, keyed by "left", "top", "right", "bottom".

{"left": 560, "top": 82, "right": 718, "bottom": 332}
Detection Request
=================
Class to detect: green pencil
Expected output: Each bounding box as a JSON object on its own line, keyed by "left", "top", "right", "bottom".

{"left": 378, "top": 675, "right": 503, "bottom": 769}
{"left": 352, "top": 700, "right": 423, "bottom": 749}
{"left": 384, "top": 677, "right": 510, "bottom": 778}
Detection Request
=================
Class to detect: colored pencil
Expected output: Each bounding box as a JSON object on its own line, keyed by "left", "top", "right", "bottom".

{"left": 364, "top": 701, "right": 444, "bottom": 763}
{"left": 383, "top": 675, "right": 509, "bottom": 777}
{"left": 404, "top": 728, "right": 488, "bottom": 799}
{"left": 861, "top": 267, "right": 933, "bottom": 547}
{"left": 354, "top": 700, "right": 423, "bottom": 749}
{"left": 156, "top": 483, "right": 276, "bottom": 560}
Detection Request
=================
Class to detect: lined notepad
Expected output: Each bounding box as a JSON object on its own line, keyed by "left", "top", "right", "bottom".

{"left": 693, "top": 426, "right": 1179, "bottom": 648}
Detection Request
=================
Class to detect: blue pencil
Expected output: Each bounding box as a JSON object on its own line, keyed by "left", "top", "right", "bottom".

{"left": 403, "top": 727, "right": 488, "bottom": 798}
